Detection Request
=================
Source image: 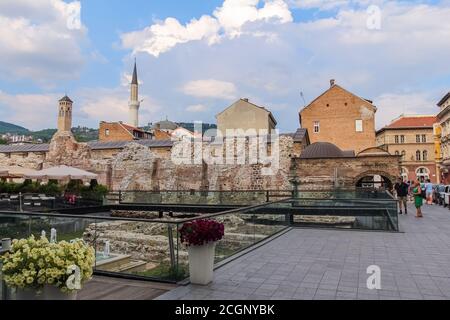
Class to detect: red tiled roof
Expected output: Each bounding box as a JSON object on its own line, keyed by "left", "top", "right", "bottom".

{"left": 121, "top": 123, "right": 146, "bottom": 133}
{"left": 385, "top": 116, "right": 437, "bottom": 129}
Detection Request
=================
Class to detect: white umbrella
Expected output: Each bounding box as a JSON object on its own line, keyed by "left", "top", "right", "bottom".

{"left": 24, "top": 165, "right": 97, "bottom": 180}
{"left": 0, "top": 166, "right": 39, "bottom": 178}
{"left": 0, "top": 169, "right": 8, "bottom": 177}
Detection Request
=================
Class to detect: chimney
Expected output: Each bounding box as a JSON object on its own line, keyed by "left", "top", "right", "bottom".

{"left": 242, "top": 98, "right": 249, "bottom": 102}
{"left": 330, "top": 79, "right": 335, "bottom": 87}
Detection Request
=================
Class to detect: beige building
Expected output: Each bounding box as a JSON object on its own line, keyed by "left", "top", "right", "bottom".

{"left": 437, "top": 92, "right": 450, "bottom": 183}
{"left": 216, "top": 98, "right": 277, "bottom": 135}
{"left": 376, "top": 115, "right": 437, "bottom": 183}
{"left": 299, "top": 80, "right": 377, "bottom": 154}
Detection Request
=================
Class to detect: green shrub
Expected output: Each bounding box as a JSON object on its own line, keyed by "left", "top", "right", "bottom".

{"left": 0, "top": 180, "right": 107, "bottom": 198}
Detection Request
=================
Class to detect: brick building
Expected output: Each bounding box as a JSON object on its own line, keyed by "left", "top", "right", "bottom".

{"left": 376, "top": 115, "right": 437, "bottom": 183}
{"left": 98, "top": 121, "right": 152, "bottom": 142}
{"left": 437, "top": 92, "right": 450, "bottom": 183}
{"left": 299, "top": 80, "right": 377, "bottom": 154}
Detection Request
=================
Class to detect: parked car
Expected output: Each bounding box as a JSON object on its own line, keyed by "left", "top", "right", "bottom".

{"left": 436, "top": 185, "right": 446, "bottom": 205}
{"left": 441, "top": 185, "right": 450, "bottom": 207}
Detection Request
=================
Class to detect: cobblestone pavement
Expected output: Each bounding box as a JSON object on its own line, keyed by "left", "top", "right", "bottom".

{"left": 157, "top": 202, "right": 450, "bottom": 300}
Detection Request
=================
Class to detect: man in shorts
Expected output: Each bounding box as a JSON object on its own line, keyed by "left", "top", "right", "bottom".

{"left": 394, "top": 177, "right": 409, "bottom": 215}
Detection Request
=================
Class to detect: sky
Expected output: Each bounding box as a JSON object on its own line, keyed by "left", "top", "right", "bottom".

{"left": 0, "top": 0, "right": 449, "bottom": 132}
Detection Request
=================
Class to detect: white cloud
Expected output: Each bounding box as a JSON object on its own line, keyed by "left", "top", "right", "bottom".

{"left": 124, "top": 0, "right": 450, "bottom": 132}
{"left": 121, "top": 0, "right": 292, "bottom": 57}
{"left": 0, "top": 91, "right": 61, "bottom": 130}
{"left": 121, "top": 15, "right": 220, "bottom": 57}
{"left": 375, "top": 92, "right": 438, "bottom": 129}
{"left": 186, "top": 104, "right": 209, "bottom": 112}
{"left": 290, "top": 0, "right": 350, "bottom": 10}
{"left": 181, "top": 79, "right": 237, "bottom": 99}
{"left": 214, "top": 0, "right": 292, "bottom": 37}
{"left": 0, "top": 87, "right": 161, "bottom": 130}
{"left": 77, "top": 88, "right": 160, "bottom": 127}
{"left": 0, "top": 0, "right": 87, "bottom": 84}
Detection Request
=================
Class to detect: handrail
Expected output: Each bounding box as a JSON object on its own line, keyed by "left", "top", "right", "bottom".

{"left": 383, "top": 208, "right": 398, "bottom": 231}
{"left": 0, "top": 197, "right": 291, "bottom": 225}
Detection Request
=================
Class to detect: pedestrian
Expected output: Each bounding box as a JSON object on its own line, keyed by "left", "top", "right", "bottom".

{"left": 412, "top": 180, "right": 424, "bottom": 218}
{"left": 425, "top": 179, "right": 433, "bottom": 205}
{"left": 394, "top": 177, "right": 408, "bottom": 215}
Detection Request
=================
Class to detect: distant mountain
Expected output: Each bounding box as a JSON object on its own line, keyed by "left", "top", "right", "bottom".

{"left": 30, "top": 127, "right": 99, "bottom": 143}
{"left": 0, "top": 121, "right": 29, "bottom": 134}
{"left": 0, "top": 121, "right": 98, "bottom": 143}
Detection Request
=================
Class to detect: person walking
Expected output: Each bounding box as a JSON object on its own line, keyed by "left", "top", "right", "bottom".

{"left": 424, "top": 179, "right": 433, "bottom": 205}
{"left": 394, "top": 177, "right": 409, "bottom": 215}
{"left": 412, "top": 180, "right": 424, "bottom": 218}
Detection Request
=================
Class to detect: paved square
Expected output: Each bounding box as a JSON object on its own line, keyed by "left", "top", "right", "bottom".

{"left": 157, "top": 202, "right": 450, "bottom": 300}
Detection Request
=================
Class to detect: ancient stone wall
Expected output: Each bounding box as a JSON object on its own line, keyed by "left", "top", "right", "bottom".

{"left": 0, "top": 152, "right": 46, "bottom": 169}
{"left": 108, "top": 135, "right": 294, "bottom": 191}
{"left": 294, "top": 155, "right": 400, "bottom": 190}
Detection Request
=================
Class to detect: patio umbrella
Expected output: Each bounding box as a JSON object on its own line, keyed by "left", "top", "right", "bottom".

{"left": 24, "top": 165, "right": 97, "bottom": 180}
{"left": 0, "top": 169, "right": 8, "bottom": 178}
{"left": 0, "top": 166, "right": 39, "bottom": 178}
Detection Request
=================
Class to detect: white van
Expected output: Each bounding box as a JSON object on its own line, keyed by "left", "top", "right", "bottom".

{"left": 442, "top": 185, "right": 450, "bottom": 206}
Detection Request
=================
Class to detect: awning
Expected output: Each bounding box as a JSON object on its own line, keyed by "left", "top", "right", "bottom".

{"left": 24, "top": 165, "right": 97, "bottom": 180}
{"left": 0, "top": 166, "right": 39, "bottom": 178}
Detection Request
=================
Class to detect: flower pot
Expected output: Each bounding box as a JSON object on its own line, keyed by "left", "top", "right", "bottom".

{"left": 15, "top": 285, "right": 77, "bottom": 300}
{"left": 188, "top": 242, "right": 216, "bottom": 285}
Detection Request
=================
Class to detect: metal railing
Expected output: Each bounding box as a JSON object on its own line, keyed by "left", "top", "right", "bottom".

{"left": 0, "top": 190, "right": 399, "bottom": 299}
{"left": 0, "top": 198, "right": 291, "bottom": 289}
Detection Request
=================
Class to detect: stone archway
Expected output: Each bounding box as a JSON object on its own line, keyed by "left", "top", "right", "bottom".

{"left": 353, "top": 171, "right": 396, "bottom": 190}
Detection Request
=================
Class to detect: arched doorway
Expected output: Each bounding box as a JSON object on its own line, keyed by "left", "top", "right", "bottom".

{"left": 356, "top": 175, "right": 393, "bottom": 190}
{"left": 416, "top": 167, "right": 430, "bottom": 182}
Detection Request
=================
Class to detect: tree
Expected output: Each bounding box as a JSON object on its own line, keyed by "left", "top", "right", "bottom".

{"left": 0, "top": 138, "right": 7, "bottom": 145}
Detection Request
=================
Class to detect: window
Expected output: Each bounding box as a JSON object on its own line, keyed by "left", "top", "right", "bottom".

{"left": 416, "top": 150, "right": 421, "bottom": 161}
{"left": 395, "top": 151, "right": 400, "bottom": 156}
{"left": 416, "top": 135, "right": 421, "bottom": 143}
{"left": 423, "top": 150, "right": 428, "bottom": 161}
{"left": 401, "top": 150, "right": 406, "bottom": 161}
{"left": 105, "top": 129, "right": 110, "bottom": 136}
{"left": 422, "top": 134, "right": 426, "bottom": 143}
{"left": 395, "top": 135, "right": 399, "bottom": 144}
{"left": 313, "top": 121, "right": 320, "bottom": 133}
{"left": 355, "top": 120, "right": 363, "bottom": 132}
{"left": 400, "top": 135, "right": 405, "bottom": 144}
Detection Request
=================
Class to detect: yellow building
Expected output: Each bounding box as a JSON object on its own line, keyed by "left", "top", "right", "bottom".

{"left": 376, "top": 115, "right": 438, "bottom": 183}
{"left": 437, "top": 92, "right": 450, "bottom": 183}
{"left": 434, "top": 123, "right": 442, "bottom": 182}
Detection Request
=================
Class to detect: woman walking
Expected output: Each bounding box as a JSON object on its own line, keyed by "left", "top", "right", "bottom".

{"left": 413, "top": 180, "right": 424, "bottom": 218}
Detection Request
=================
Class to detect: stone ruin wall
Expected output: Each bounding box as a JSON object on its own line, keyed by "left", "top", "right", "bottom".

{"left": 0, "top": 134, "right": 295, "bottom": 192}
{"left": 109, "top": 135, "right": 294, "bottom": 192}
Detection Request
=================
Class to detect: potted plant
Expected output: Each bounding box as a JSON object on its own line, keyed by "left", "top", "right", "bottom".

{"left": 1, "top": 235, "right": 95, "bottom": 300}
{"left": 179, "top": 219, "right": 224, "bottom": 285}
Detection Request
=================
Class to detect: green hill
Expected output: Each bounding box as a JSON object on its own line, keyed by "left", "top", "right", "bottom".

{"left": 0, "top": 121, "right": 98, "bottom": 143}
{"left": 0, "top": 121, "right": 29, "bottom": 134}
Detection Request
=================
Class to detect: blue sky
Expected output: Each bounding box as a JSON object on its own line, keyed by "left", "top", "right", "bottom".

{"left": 0, "top": 0, "right": 449, "bottom": 131}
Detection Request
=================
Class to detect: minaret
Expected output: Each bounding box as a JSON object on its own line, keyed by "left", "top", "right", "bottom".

{"left": 57, "top": 95, "right": 73, "bottom": 132}
{"left": 129, "top": 61, "right": 140, "bottom": 127}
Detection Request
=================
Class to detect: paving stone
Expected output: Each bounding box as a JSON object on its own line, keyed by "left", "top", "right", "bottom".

{"left": 157, "top": 203, "right": 450, "bottom": 301}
